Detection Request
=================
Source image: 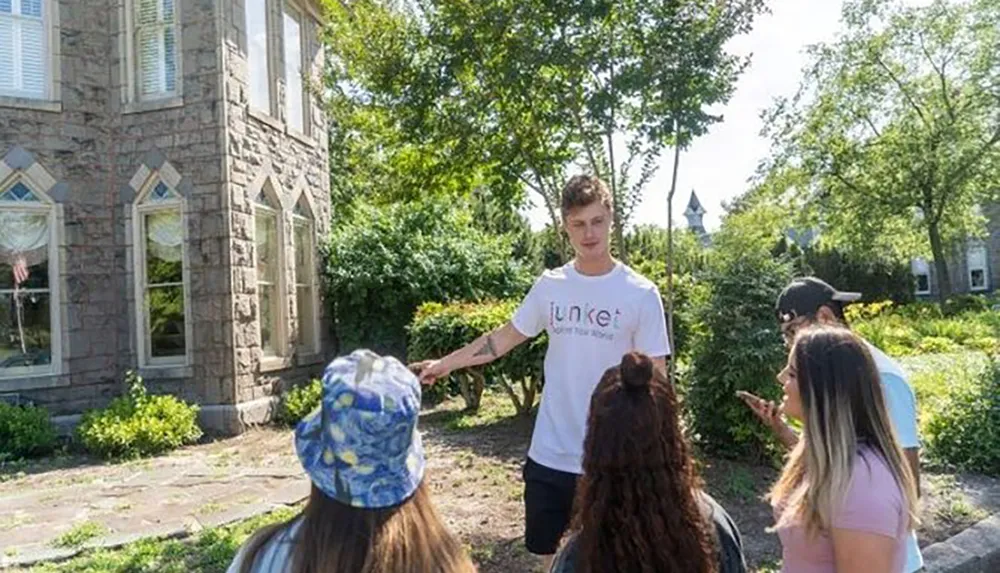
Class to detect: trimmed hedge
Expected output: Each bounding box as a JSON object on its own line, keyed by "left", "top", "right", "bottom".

{"left": 408, "top": 300, "right": 546, "bottom": 414}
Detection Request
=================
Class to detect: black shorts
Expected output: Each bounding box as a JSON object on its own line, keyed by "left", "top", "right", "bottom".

{"left": 523, "top": 457, "right": 580, "bottom": 555}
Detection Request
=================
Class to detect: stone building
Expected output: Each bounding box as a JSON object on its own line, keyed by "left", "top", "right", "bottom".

{"left": 0, "top": 0, "right": 331, "bottom": 434}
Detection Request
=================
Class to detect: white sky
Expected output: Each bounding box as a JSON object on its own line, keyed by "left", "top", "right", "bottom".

{"left": 522, "top": 0, "right": 929, "bottom": 232}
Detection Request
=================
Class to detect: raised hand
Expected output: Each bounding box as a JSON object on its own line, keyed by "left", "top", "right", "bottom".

{"left": 735, "top": 390, "right": 800, "bottom": 449}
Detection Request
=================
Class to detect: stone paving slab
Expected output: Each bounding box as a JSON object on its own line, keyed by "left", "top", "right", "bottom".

{"left": 923, "top": 515, "right": 1000, "bottom": 573}
{"left": 0, "top": 428, "right": 306, "bottom": 570}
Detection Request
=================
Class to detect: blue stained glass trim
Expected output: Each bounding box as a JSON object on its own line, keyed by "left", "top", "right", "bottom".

{"left": 149, "top": 182, "right": 176, "bottom": 201}
{"left": 0, "top": 182, "right": 40, "bottom": 202}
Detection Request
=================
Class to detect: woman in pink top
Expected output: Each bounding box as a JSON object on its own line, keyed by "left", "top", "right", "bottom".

{"left": 768, "top": 326, "right": 918, "bottom": 572}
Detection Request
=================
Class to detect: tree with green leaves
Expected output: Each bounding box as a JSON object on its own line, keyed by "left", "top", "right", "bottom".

{"left": 321, "top": 0, "right": 765, "bottom": 261}
{"left": 759, "top": 0, "right": 1000, "bottom": 304}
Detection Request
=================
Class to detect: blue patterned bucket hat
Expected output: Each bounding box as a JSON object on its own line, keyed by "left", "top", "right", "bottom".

{"left": 294, "top": 349, "right": 425, "bottom": 509}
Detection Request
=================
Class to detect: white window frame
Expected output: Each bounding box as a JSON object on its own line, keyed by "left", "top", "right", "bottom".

{"left": 282, "top": 1, "right": 308, "bottom": 136}
{"left": 0, "top": 175, "right": 62, "bottom": 380}
{"left": 912, "top": 258, "right": 931, "bottom": 296}
{"left": 0, "top": 0, "right": 60, "bottom": 104}
{"left": 121, "top": 0, "right": 181, "bottom": 105}
{"left": 246, "top": 0, "right": 275, "bottom": 116}
{"left": 967, "top": 242, "right": 989, "bottom": 292}
{"left": 291, "top": 198, "right": 319, "bottom": 356}
{"left": 132, "top": 178, "right": 191, "bottom": 368}
{"left": 254, "top": 183, "right": 287, "bottom": 361}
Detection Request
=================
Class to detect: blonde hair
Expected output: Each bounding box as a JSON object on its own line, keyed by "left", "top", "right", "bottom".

{"left": 769, "top": 326, "right": 918, "bottom": 538}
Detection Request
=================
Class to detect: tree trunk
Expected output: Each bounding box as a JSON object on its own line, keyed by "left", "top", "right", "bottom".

{"left": 665, "top": 126, "right": 681, "bottom": 378}
{"left": 928, "top": 220, "right": 952, "bottom": 306}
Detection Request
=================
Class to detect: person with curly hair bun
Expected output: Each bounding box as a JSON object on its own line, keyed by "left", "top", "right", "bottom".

{"left": 550, "top": 351, "right": 747, "bottom": 573}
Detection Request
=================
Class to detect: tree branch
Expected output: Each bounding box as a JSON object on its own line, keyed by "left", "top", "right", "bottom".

{"left": 934, "top": 124, "right": 1000, "bottom": 223}
{"left": 873, "top": 53, "right": 930, "bottom": 127}
{"left": 918, "top": 31, "right": 955, "bottom": 123}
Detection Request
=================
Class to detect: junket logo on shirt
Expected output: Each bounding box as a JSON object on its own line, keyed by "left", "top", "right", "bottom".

{"left": 549, "top": 301, "right": 622, "bottom": 340}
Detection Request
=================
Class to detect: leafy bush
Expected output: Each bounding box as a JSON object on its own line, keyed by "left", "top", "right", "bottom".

{"left": 0, "top": 401, "right": 57, "bottom": 459}
{"left": 408, "top": 300, "right": 546, "bottom": 414}
{"left": 77, "top": 372, "right": 202, "bottom": 459}
{"left": 784, "top": 244, "right": 915, "bottom": 304}
{"left": 683, "top": 249, "right": 794, "bottom": 461}
{"left": 278, "top": 379, "right": 323, "bottom": 426}
{"left": 323, "top": 198, "right": 533, "bottom": 358}
{"left": 918, "top": 355, "right": 1000, "bottom": 474}
{"left": 850, "top": 300, "right": 999, "bottom": 356}
{"left": 943, "top": 294, "right": 990, "bottom": 316}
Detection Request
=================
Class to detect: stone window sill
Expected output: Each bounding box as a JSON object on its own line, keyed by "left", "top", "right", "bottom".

{"left": 122, "top": 96, "right": 185, "bottom": 115}
{"left": 248, "top": 107, "right": 284, "bottom": 131}
{"left": 0, "top": 373, "right": 69, "bottom": 392}
{"left": 138, "top": 365, "right": 193, "bottom": 379}
{"left": 0, "top": 97, "right": 61, "bottom": 113}
{"left": 261, "top": 355, "right": 294, "bottom": 372}
{"left": 287, "top": 127, "right": 316, "bottom": 147}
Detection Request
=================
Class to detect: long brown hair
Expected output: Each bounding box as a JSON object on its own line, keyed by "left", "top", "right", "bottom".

{"left": 568, "top": 352, "right": 717, "bottom": 573}
{"left": 769, "top": 326, "right": 918, "bottom": 537}
{"left": 239, "top": 481, "right": 476, "bottom": 573}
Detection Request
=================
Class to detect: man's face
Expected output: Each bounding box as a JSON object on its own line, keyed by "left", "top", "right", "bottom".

{"left": 563, "top": 201, "right": 612, "bottom": 261}
{"left": 779, "top": 315, "right": 814, "bottom": 348}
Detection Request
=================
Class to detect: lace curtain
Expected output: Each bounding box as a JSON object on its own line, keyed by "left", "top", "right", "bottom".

{"left": 0, "top": 211, "right": 49, "bottom": 268}
{"left": 146, "top": 210, "right": 183, "bottom": 263}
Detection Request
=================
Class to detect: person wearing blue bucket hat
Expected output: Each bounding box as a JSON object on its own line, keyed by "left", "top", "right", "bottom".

{"left": 227, "top": 350, "right": 476, "bottom": 573}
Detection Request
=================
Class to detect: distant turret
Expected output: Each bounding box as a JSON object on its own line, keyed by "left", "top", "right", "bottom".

{"left": 684, "top": 190, "right": 707, "bottom": 238}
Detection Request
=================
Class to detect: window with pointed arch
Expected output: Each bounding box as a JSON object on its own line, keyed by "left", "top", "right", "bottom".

{"left": 0, "top": 178, "right": 60, "bottom": 377}
{"left": 134, "top": 180, "right": 188, "bottom": 365}
{"left": 254, "top": 185, "right": 283, "bottom": 356}
{"left": 292, "top": 195, "right": 317, "bottom": 354}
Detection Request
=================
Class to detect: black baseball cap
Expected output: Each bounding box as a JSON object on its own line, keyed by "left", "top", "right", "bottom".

{"left": 775, "top": 277, "right": 862, "bottom": 324}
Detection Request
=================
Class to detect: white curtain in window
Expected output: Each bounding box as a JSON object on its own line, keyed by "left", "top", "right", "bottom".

{"left": 0, "top": 0, "right": 47, "bottom": 98}
{"left": 0, "top": 211, "right": 48, "bottom": 266}
{"left": 146, "top": 210, "right": 183, "bottom": 262}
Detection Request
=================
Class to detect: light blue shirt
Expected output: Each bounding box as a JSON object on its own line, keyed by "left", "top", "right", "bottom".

{"left": 865, "top": 341, "right": 923, "bottom": 573}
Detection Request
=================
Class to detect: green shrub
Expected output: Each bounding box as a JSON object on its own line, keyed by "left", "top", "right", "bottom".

{"left": 850, "top": 300, "right": 1000, "bottom": 356}
{"left": 323, "top": 198, "right": 532, "bottom": 358}
{"left": 408, "top": 300, "right": 546, "bottom": 414}
{"left": 77, "top": 372, "right": 202, "bottom": 459}
{"left": 683, "top": 249, "right": 793, "bottom": 461}
{"left": 920, "top": 355, "right": 1000, "bottom": 474}
{"left": 943, "top": 294, "right": 990, "bottom": 316}
{"left": 0, "top": 401, "right": 57, "bottom": 459}
{"left": 278, "top": 379, "right": 322, "bottom": 426}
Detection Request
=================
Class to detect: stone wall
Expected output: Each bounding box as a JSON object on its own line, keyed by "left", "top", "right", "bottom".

{"left": 221, "top": 0, "right": 331, "bottom": 407}
{"left": 0, "top": 0, "right": 120, "bottom": 414}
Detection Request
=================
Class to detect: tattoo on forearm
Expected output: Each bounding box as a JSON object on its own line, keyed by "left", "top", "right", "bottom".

{"left": 473, "top": 334, "right": 498, "bottom": 358}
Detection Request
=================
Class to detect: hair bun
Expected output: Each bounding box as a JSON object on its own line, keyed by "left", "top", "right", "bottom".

{"left": 620, "top": 352, "right": 653, "bottom": 389}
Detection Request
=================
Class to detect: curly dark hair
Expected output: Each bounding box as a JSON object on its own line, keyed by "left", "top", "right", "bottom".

{"left": 568, "top": 352, "right": 717, "bottom": 573}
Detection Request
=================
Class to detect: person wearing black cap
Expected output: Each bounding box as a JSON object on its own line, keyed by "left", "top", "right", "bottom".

{"left": 736, "top": 276, "right": 924, "bottom": 573}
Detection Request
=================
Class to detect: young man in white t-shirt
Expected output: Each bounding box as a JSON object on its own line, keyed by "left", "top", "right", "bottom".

{"left": 411, "top": 175, "right": 671, "bottom": 570}
{"left": 738, "top": 277, "right": 924, "bottom": 573}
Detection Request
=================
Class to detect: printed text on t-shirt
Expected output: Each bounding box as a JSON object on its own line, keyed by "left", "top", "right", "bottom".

{"left": 549, "top": 301, "right": 622, "bottom": 340}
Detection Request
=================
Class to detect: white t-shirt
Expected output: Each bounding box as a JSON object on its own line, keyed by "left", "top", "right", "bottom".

{"left": 864, "top": 340, "right": 923, "bottom": 573}
{"left": 512, "top": 261, "right": 670, "bottom": 475}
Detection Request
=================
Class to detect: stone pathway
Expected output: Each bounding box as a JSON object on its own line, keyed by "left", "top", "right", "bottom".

{"left": 0, "top": 428, "right": 309, "bottom": 569}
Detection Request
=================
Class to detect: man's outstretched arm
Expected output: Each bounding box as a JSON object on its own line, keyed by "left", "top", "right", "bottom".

{"left": 410, "top": 322, "right": 529, "bottom": 384}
